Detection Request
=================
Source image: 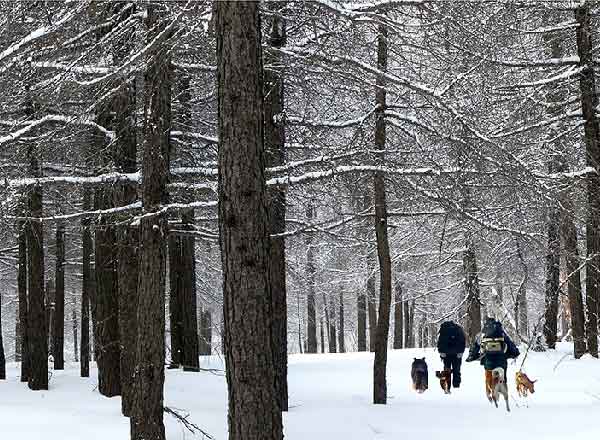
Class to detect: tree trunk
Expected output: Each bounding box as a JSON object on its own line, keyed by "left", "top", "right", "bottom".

{"left": 216, "top": 2, "right": 284, "bottom": 439}
{"left": 264, "top": 1, "right": 288, "bottom": 411}
{"left": 338, "top": 290, "right": 345, "bottom": 353}
{"left": 515, "top": 239, "right": 529, "bottom": 341}
{"left": 53, "top": 224, "right": 65, "bottom": 370}
{"left": 320, "top": 317, "right": 325, "bottom": 354}
{"left": 544, "top": 197, "right": 560, "bottom": 348}
{"left": 94, "top": 191, "right": 121, "bottom": 396}
{"left": 463, "top": 236, "right": 482, "bottom": 345}
{"left": 357, "top": 289, "right": 367, "bottom": 352}
{"left": 18, "top": 221, "right": 29, "bottom": 381}
{"left": 80, "top": 188, "right": 92, "bottom": 378}
{"left": 0, "top": 292, "right": 5, "bottom": 380}
{"left": 199, "top": 308, "right": 212, "bottom": 356}
{"left": 324, "top": 295, "right": 336, "bottom": 353}
{"left": 15, "top": 304, "right": 21, "bottom": 363}
{"left": 367, "top": 252, "right": 377, "bottom": 352}
{"left": 180, "top": 210, "right": 199, "bottom": 372}
{"left": 575, "top": 2, "right": 600, "bottom": 357}
{"left": 129, "top": 5, "right": 171, "bottom": 440}
{"left": 306, "top": 204, "right": 317, "bottom": 353}
{"left": 560, "top": 201, "right": 587, "bottom": 358}
{"left": 393, "top": 275, "right": 403, "bottom": 349}
{"left": 111, "top": 2, "right": 139, "bottom": 416}
{"left": 404, "top": 300, "right": 411, "bottom": 348}
{"left": 372, "top": 23, "right": 393, "bottom": 405}
{"left": 542, "top": 21, "right": 563, "bottom": 350}
{"left": 26, "top": 129, "right": 47, "bottom": 391}
{"left": 73, "top": 308, "right": 79, "bottom": 363}
{"left": 168, "top": 236, "right": 183, "bottom": 367}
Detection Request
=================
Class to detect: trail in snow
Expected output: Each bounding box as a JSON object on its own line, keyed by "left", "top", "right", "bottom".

{"left": 0, "top": 342, "right": 598, "bottom": 440}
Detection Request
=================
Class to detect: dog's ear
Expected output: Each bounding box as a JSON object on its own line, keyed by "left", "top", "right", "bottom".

{"left": 414, "top": 357, "right": 417, "bottom": 361}
{"left": 421, "top": 357, "right": 426, "bottom": 361}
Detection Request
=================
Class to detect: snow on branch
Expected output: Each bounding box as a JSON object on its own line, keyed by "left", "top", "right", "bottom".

{"left": 286, "top": 108, "right": 376, "bottom": 128}
{"left": 0, "top": 2, "right": 90, "bottom": 69}
{"left": 0, "top": 115, "right": 114, "bottom": 147}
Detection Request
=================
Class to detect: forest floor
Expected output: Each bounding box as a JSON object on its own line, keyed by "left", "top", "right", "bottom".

{"left": 0, "top": 342, "right": 598, "bottom": 440}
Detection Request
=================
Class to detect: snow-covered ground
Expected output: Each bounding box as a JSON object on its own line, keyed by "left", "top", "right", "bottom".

{"left": 1, "top": 342, "right": 598, "bottom": 440}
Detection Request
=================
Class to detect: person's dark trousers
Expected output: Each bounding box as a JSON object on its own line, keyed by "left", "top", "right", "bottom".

{"left": 442, "top": 354, "right": 462, "bottom": 388}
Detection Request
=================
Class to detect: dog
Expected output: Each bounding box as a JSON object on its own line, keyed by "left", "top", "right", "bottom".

{"left": 435, "top": 368, "right": 451, "bottom": 394}
{"left": 487, "top": 367, "right": 510, "bottom": 412}
{"left": 411, "top": 357, "right": 428, "bottom": 393}
{"left": 515, "top": 371, "right": 536, "bottom": 397}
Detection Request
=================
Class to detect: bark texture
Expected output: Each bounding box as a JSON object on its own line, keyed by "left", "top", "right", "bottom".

{"left": 130, "top": 5, "right": 171, "bottom": 440}
{"left": 80, "top": 188, "right": 92, "bottom": 378}
{"left": 306, "top": 204, "right": 317, "bottom": 353}
{"left": 575, "top": 2, "right": 600, "bottom": 357}
{"left": 464, "top": 237, "right": 482, "bottom": 344}
{"left": 216, "top": 2, "right": 284, "bottom": 438}
{"left": 26, "top": 124, "right": 47, "bottom": 391}
{"left": 264, "top": 1, "right": 288, "bottom": 411}
{"left": 393, "top": 274, "right": 403, "bottom": 349}
{"left": 372, "top": 24, "right": 393, "bottom": 405}
{"left": 53, "top": 224, "right": 65, "bottom": 370}
{"left": 18, "top": 221, "right": 29, "bottom": 381}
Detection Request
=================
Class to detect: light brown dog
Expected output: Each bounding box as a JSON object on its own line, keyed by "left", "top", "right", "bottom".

{"left": 435, "top": 369, "right": 451, "bottom": 394}
{"left": 515, "top": 371, "right": 536, "bottom": 397}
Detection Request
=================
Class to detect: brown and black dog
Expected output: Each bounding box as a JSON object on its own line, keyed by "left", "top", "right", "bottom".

{"left": 435, "top": 368, "right": 451, "bottom": 394}
{"left": 515, "top": 371, "right": 536, "bottom": 397}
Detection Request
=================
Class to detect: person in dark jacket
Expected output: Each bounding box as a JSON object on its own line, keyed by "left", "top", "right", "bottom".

{"left": 466, "top": 317, "right": 520, "bottom": 396}
{"left": 437, "top": 320, "right": 466, "bottom": 388}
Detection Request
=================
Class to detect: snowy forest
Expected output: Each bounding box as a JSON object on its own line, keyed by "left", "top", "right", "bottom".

{"left": 0, "top": 1, "right": 599, "bottom": 439}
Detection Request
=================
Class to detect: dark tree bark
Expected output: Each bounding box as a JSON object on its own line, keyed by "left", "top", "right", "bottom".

{"left": 367, "top": 252, "right": 377, "bottom": 352}
{"left": 26, "top": 125, "right": 47, "bottom": 391}
{"left": 463, "top": 237, "right": 482, "bottom": 345}
{"left": 80, "top": 188, "right": 92, "bottom": 378}
{"left": 319, "top": 317, "right": 325, "bottom": 354}
{"left": 404, "top": 300, "right": 411, "bottom": 348}
{"left": 393, "top": 275, "right": 403, "bottom": 349}
{"left": 264, "top": 1, "right": 288, "bottom": 411}
{"left": 46, "top": 279, "right": 54, "bottom": 352}
{"left": 357, "top": 289, "right": 367, "bottom": 352}
{"left": 338, "top": 290, "right": 345, "bottom": 353}
{"left": 544, "top": 194, "right": 560, "bottom": 348}
{"left": 575, "top": 2, "right": 600, "bottom": 357}
{"left": 306, "top": 204, "right": 317, "bottom": 353}
{"left": 329, "top": 308, "right": 337, "bottom": 353}
{"left": 561, "top": 200, "right": 587, "bottom": 358}
{"left": 0, "top": 293, "right": 5, "bottom": 380}
{"left": 72, "top": 308, "right": 79, "bottom": 363}
{"left": 15, "top": 304, "right": 21, "bottom": 363}
{"left": 53, "top": 224, "right": 65, "bottom": 370}
{"left": 94, "top": 192, "right": 121, "bottom": 396}
{"left": 180, "top": 210, "right": 199, "bottom": 372}
{"left": 372, "top": 24, "right": 393, "bottom": 405}
{"left": 515, "top": 239, "right": 529, "bottom": 341}
{"left": 18, "top": 221, "right": 29, "bottom": 381}
{"left": 216, "top": 2, "right": 284, "bottom": 438}
{"left": 168, "top": 237, "right": 183, "bottom": 367}
{"left": 130, "top": 5, "right": 171, "bottom": 440}
{"left": 111, "top": 2, "right": 139, "bottom": 416}
{"left": 199, "top": 308, "right": 212, "bottom": 356}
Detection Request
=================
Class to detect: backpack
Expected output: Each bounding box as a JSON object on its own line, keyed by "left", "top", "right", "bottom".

{"left": 438, "top": 321, "right": 465, "bottom": 354}
{"left": 481, "top": 319, "right": 506, "bottom": 354}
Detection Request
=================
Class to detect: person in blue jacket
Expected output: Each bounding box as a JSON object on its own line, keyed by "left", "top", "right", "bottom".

{"left": 466, "top": 317, "right": 520, "bottom": 380}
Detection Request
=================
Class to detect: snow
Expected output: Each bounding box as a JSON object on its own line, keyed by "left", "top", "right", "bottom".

{"left": 0, "top": 343, "right": 598, "bottom": 439}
